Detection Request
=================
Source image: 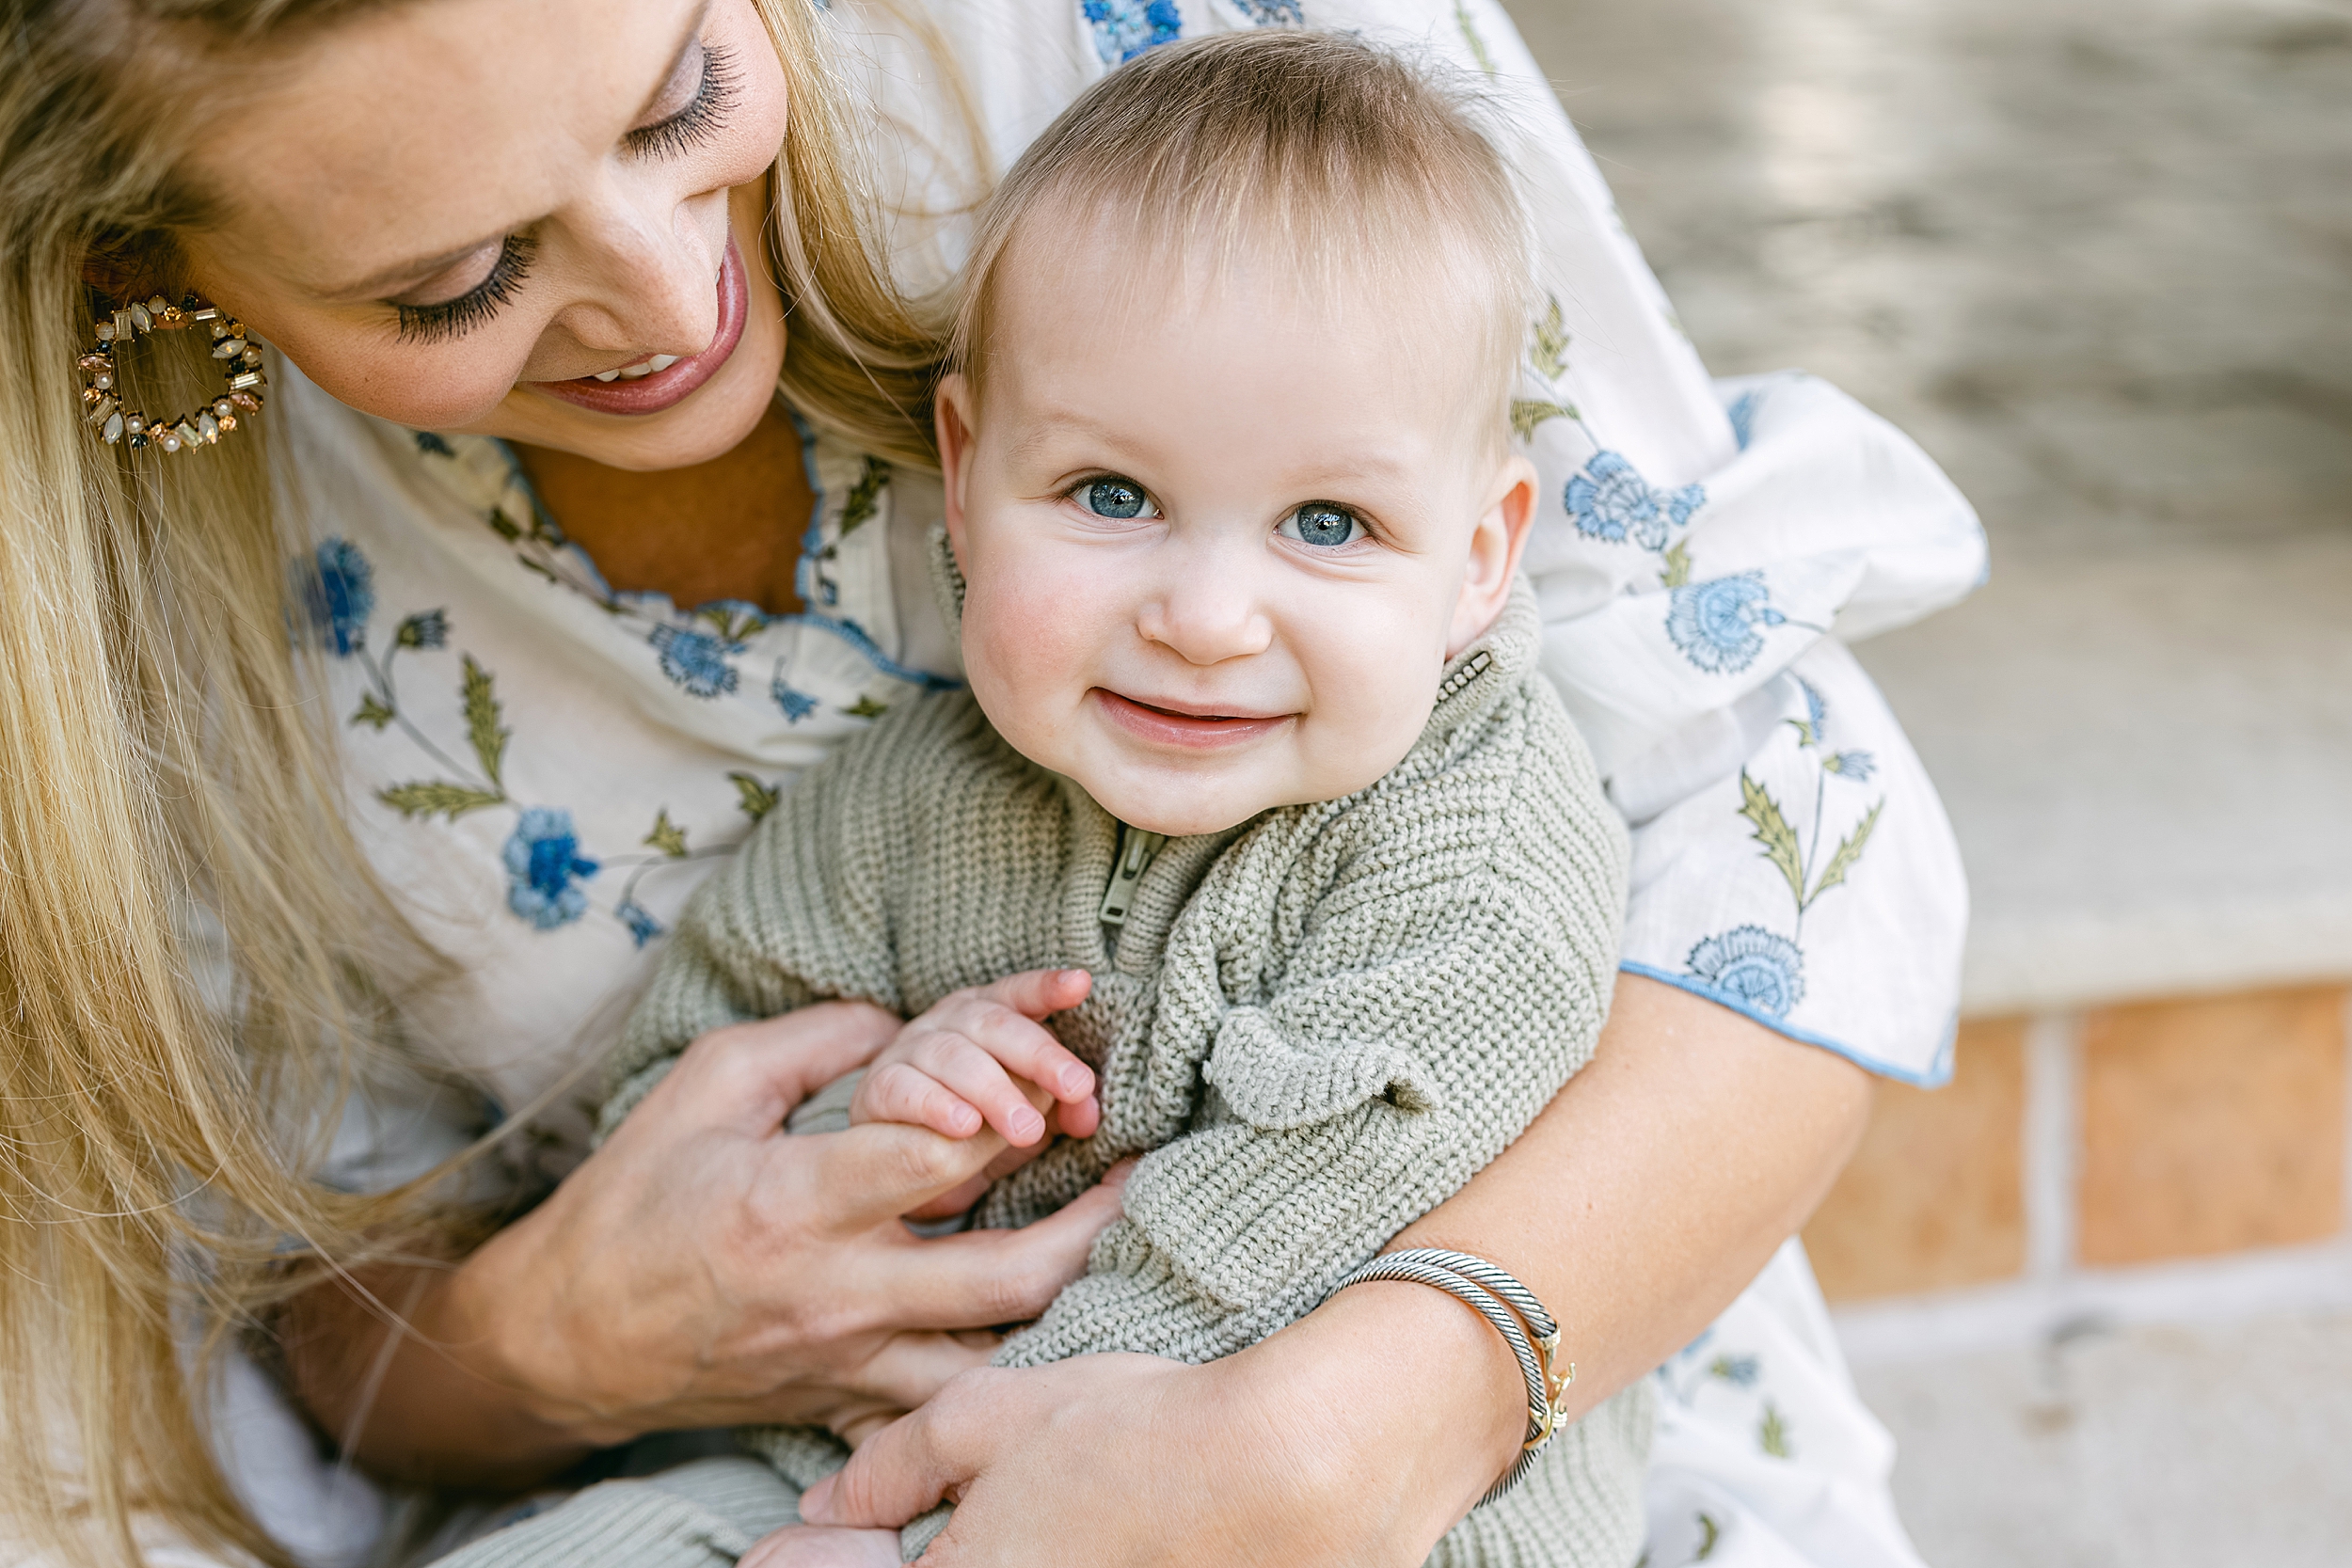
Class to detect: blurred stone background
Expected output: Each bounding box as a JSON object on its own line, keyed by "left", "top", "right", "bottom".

{"left": 1508, "top": 0, "right": 2352, "bottom": 1561}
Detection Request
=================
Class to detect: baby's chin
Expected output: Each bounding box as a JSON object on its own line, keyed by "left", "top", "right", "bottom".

{"left": 1080, "top": 760, "right": 1385, "bottom": 838}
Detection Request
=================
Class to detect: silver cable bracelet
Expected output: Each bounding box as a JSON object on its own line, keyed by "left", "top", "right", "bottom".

{"left": 1327, "top": 1247, "right": 1574, "bottom": 1506}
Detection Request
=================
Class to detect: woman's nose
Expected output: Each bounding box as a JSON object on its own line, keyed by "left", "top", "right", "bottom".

{"left": 1137, "top": 555, "right": 1276, "bottom": 666}
{"left": 561, "top": 188, "right": 730, "bottom": 356}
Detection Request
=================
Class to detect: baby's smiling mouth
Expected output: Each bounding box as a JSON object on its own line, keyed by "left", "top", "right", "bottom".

{"left": 1093, "top": 689, "right": 1294, "bottom": 749}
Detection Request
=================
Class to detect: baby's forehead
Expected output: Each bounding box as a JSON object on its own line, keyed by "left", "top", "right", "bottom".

{"left": 978, "top": 201, "right": 1515, "bottom": 405}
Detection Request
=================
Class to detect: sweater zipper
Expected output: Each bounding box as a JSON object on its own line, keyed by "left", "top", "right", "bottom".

{"left": 1098, "top": 825, "right": 1167, "bottom": 929}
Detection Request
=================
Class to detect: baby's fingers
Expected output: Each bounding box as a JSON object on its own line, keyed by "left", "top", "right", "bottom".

{"left": 856, "top": 1061, "right": 989, "bottom": 1140}
{"left": 933, "top": 994, "right": 1096, "bottom": 1109}
{"left": 909, "top": 1026, "right": 1057, "bottom": 1146}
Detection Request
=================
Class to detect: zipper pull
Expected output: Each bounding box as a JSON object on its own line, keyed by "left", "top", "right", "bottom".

{"left": 1098, "top": 825, "right": 1167, "bottom": 927}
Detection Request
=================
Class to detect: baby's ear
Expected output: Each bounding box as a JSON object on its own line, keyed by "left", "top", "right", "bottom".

{"left": 1448, "top": 455, "right": 1536, "bottom": 657}
{"left": 934, "top": 374, "right": 977, "bottom": 570}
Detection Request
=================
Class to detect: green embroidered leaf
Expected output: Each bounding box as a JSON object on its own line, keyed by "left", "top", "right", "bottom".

{"left": 1804, "top": 799, "right": 1883, "bottom": 910}
{"left": 1737, "top": 770, "right": 1806, "bottom": 910}
{"left": 1786, "top": 717, "right": 1818, "bottom": 748}
{"left": 696, "top": 606, "right": 764, "bottom": 645}
{"left": 1661, "top": 539, "right": 1694, "bottom": 589}
{"left": 1695, "top": 1513, "right": 1722, "bottom": 1560}
{"left": 378, "top": 781, "right": 505, "bottom": 821}
{"left": 519, "top": 557, "right": 562, "bottom": 585}
{"left": 1510, "top": 399, "right": 1578, "bottom": 442}
{"left": 845, "top": 696, "right": 891, "bottom": 720}
{"left": 485, "top": 507, "right": 522, "bottom": 543}
{"left": 1453, "top": 0, "right": 1497, "bottom": 74}
{"left": 839, "top": 456, "right": 891, "bottom": 537}
{"left": 461, "top": 656, "right": 509, "bottom": 788}
{"left": 729, "top": 771, "right": 780, "bottom": 824}
{"left": 644, "top": 809, "right": 690, "bottom": 859}
{"left": 350, "top": 693, "right": 395, "bottom": 731}
{"left": 1530, "top": 297, "right": 1570, "bottom": 381}
{"left": 1758, "top": 1403, "right": 1791, "bottom": 1459}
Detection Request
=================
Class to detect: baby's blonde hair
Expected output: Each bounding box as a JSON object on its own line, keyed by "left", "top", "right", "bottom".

{"left": 949, "top": 29, "right": 1533, "bottom": 450}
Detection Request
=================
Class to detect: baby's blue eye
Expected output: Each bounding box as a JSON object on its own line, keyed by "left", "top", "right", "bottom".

{"left": 1279, "top": 502, "right": 1366, "bottom": 548}
{"left": 1076, "top": 477, "right": 1155, "bottom": 519}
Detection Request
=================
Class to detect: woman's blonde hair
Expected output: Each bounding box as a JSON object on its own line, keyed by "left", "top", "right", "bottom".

{"left": 0, "top": 3, "right": 940, "bottom": 1562}
{"left": 949, "top": 29, "right": 1532, "bottom": 448}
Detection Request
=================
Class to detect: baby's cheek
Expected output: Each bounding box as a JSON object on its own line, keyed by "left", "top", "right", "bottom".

{"left": 960, "top": 569, "right": 1097, "bottom": 750}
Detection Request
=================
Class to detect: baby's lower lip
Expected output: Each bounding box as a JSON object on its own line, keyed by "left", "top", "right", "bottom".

{"left": 526, "top": 235, "right": 748, "bottom": 417}
{"left": 1093, "top": 690, "right": 1293, "bottom": 749}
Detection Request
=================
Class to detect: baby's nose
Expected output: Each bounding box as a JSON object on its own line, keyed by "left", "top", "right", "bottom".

{"left": 1137, "top": 569, "right": 1275, "bottom": 666}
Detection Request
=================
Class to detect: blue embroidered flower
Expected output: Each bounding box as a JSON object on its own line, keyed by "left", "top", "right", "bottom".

{"left": 1709, "top": 1354, "right": 1762, "bottom": 1388}
{"left": 1687, "top": 926, "right": 1805, "bottom": 1017}
{"left": 771, "top": 676, "right": 818, "bottom": 723}
{"left": 616, "top": 898, "right": 663, "bottom": 948}
{"left": 648, "top": 625, "right": 741, "bottom": 699}
{"left": 413, "top": 431, "right": 455, "bottom": 457}
{"left": 1726, "top": 390, "right": 1761, "bottom": 452}
{"left": 304, "top": 538, "right": 374, "bottom": 657}
{"left": 1230, "top": 0, "right": 1302, "bottom": 19}
{"left": 395, "top": 610, "right": 449, "bottom": 650}
{"left": 501, "top": 807, "right": 599, "bottom": 930}
{"left": 1083, "top": 0, "right": 1181, "bottom": 63}
{"left": 1666, "top": 573, "right": 1785, "bottom": 673}
{"left": 1564, "top": 451, "right": 1705, "bottom": 549}
{"left": 1824, "top": 750, "right": 1877, "bottom": 784}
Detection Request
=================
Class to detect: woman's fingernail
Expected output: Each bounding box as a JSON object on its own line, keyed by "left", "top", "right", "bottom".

{"left": 1011, "top": 1107, "right": 1045, "bottom": 1141}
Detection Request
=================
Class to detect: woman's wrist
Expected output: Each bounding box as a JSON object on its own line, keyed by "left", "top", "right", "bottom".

{"left": 1225, "top": 1276, "right": 1526, "bottom": 1548}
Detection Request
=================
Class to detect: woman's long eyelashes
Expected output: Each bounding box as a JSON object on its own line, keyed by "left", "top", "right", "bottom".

{"left": 625, "top": 43, "right": 741, "bottom": 161}
{"left": 391, "top": 234, "right": 539, "bottom": 345}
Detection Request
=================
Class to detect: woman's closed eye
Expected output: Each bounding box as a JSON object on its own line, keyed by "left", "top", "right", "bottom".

{"left": 1069, "top": 476, "right": 1159, "bottom": 521}
{"left": 1277, "top": 502, "right": 1367, "bottom": 548}
{"left": 626, "top": 41, "right": 740, "bottom": 161}
{"left": 389, "top": 234, "right": 539, "bottom": 345}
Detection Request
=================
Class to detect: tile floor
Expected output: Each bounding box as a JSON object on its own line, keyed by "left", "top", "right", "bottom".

{"left": 1506, "top": 0, "right": 2352, "bottom": 1558}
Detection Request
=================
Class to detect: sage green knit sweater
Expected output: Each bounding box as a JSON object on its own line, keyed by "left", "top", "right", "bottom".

{"left": 461, "top": 579, "right": 1645, "bottom": 1568}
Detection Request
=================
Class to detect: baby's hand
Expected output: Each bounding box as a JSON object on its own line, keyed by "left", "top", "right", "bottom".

{"left": 851, "top": 968, "right": 1101, "bottom": 1148}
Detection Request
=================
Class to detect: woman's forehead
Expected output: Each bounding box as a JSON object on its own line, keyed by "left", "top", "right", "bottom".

{"left": 184, "top": 0, "right": 704, "bottom": 296}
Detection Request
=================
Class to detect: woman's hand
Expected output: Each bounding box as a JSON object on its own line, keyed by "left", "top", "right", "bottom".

{"left": 794, "top": 976, "right": 1875, "bottom": 1563}
{"left": 279, "top": 978, "right": 1126, "bottom": 1489}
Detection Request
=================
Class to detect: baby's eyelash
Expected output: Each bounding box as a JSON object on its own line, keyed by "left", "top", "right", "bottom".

{"left": 393, "top": 234, "right": 539, "bottom": 345}
{"left": 626, "top": 43, "right": 741, "bottom": 161}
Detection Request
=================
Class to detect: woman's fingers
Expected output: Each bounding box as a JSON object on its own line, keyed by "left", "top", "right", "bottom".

{"left": 800, "top": 1375, "right": 1002, "bottom": 1531}
{"left": 844, "top": 1330, "right": 1002, "bottom": 1412}
{"left": 807, "top": 1120, "right": 1017, "bottom": 1229}
{"left": 669, "top": 1002, "right": 904, "bottom": 1132}
{"left": 863, "top": 1167, "right": 1130, "bottom": 1330}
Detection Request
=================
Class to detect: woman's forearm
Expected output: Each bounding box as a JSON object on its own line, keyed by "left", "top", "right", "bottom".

{"left": 1392, "top": 972, "right": 1874, "bottom": 1425}
{"left": 277, "top": 1252, "right": 601, "bottom": 1491}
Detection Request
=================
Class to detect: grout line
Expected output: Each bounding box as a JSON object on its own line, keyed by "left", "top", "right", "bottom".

{"left": 2023, "top": 1010, "right": 2080, "bottom": 1280}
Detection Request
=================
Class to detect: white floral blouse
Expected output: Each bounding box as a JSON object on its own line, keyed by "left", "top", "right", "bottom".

{"left": 211, "top": 3, "right": 1987, "bottom": 1567}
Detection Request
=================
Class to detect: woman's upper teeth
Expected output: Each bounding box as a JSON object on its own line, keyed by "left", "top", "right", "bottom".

{"left": 589, "top": 354, "right": 682, "bottom": 384}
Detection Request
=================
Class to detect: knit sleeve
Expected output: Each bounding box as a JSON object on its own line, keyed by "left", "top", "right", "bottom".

{"left": 997, "top": 676, "right": 1629, "bottom": 1368}
{"left": 597, "top": 696, "right": 972, "bottom": 1132}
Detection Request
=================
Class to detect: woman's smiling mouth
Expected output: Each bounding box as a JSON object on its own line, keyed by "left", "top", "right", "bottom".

{"left": 1091, "top": 689, "right": 1295, "bottom": 749}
